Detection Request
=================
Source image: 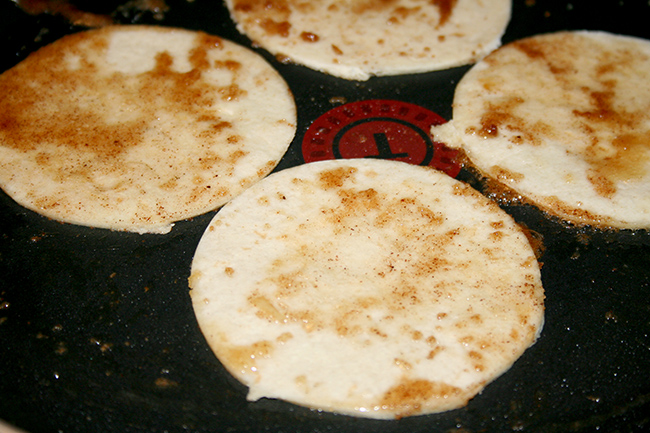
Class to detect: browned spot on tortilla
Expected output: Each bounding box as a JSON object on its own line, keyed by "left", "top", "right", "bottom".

{"left": 300, "top": 31, "right": 319, "bottom": 42}
{"left": 351, "top": 0, "right": 456, "bottom": 26}
{"left": 491, "top": 166, "right": 524, "bottom": 183}
{"left": 513, "top": 38, "right": 575, "bottom": 76}
{"left": 351, "top": 0, "right": 399, "bottom": 14}
{"left": 586, "top": 170, "right": 616, "bottom": 199}
{"left": 220, "top": 340, "right": 274, "bottom": 375}
{"left": 214, "top": 59, "right": 242, "bottom": 70}
{"left": 431, "top": 0, "right": 457, "bottom": 26}
{"left": 219, "top": 84, "right": 246, "bottom": 101}
{"left": 249, "top": 295, "right": 286, "bottom": 322}
{"left": 233, "top": 0, "right": 294, "bottom": 37}
{"left": 233, "top": 0, "right": 290, "bottom": 14}
{"left": 260, "top": 19, "right": 291, "bottom": 37}
{"left": 467, "top": 97, "right": 552, "bottom": 146}
{"left": 338, "top": 187, "right": 380, "bottom": 210}
{"left": 318, "top": 166, "right": 358, "bottom": 189}
{"left": 380, "top": 378, "right": 463, "bottom": 417}
{"left": 489, "top": 231, "right": 504, "bottom": 241}
{"left": 389, "top": 6, "right": 422, "bottom": 24}
{"left": 426, "top": 346, "right": 443, "bottom": 360}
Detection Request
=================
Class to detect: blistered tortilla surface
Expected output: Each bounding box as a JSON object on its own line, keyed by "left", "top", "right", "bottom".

{"left": 0, "top": 25, "right": 296, "bottom": 233}
{"left": 190, "top": 158, "right": 544, "bottom": 419}
{"left": 432, "top": 31, "right": 650, "bottom": 229}
{"left": 224, "top": 0, "right": 511, "bottom": 80}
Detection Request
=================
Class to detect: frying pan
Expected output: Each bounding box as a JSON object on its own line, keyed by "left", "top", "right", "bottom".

{"left": 1, "top": 0, "right": 649, "bottom": 432}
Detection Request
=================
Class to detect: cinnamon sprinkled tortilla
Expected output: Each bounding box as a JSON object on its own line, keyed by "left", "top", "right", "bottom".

{"left": 224, "top": 0, "right": 511, "bottom": 80}
{"left": 0, "top": 25, "right": 296, "bottom": 233}
{"left": 431, "top": 31, "right": 650, "bottom": 229}
{"left": 189, "top": 158, "right": 544, "bottom": 419}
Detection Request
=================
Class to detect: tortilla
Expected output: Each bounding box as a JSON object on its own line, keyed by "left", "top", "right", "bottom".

{"left": 431, "top": 31, "right": 650, "bottom": 230}
{"left": 0, "top": 25, "right": 296, "bottom": 234}
{"left": 224, "top": 0, "right": 512, "bottom": 80}
{"left": 189, "top": 158, "right": 544, "bottom": 419}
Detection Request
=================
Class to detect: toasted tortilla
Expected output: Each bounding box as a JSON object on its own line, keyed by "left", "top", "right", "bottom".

{"left": 189, "top": 158, "right": 544, "bottom": 419}
{"left": 224, "top": 0, "right": 511, "bottom": 80}
{"left": 431, "top": 31, "right": 650, "bottom": 229}
{"left": 0, "top": 25, "right": 296, "bottom": 233}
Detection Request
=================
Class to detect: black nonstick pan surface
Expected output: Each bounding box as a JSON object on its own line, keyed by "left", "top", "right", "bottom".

{"left": 1, "top": 1, "right": 649, "bottom": 432}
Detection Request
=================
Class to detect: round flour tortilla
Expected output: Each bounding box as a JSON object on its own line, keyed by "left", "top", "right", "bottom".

{"left": 0, "top": 25, "right": 296, "bottom": 234}
{"left": 224, "top": 0, "right": 511, "bottom": 80}
{"left": 189, "top": 159, "right": 545, "bottom": 419}
{"left": 431, "top": 31, "right": 650, "bottom": 230}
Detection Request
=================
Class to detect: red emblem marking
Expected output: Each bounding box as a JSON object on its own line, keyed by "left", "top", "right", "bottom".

{"left": 302, "top": 100, "right": 461, "bottom": 177}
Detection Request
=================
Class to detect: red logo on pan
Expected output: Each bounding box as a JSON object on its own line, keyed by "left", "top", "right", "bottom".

{"left": 302, "top": 100, "right": 461, "bottom": 178}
